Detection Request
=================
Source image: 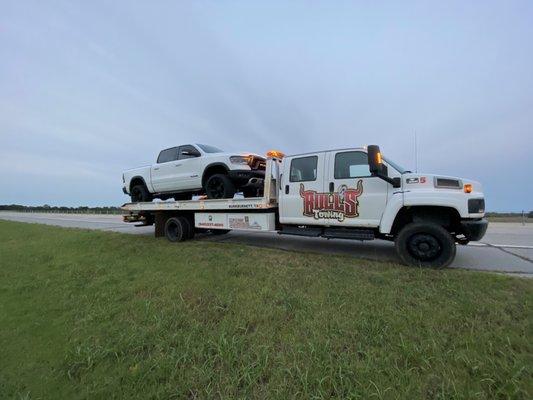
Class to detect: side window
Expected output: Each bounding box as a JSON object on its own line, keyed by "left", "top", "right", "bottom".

{"left": 290, "top": 156, "right": 318, "bottom": 182}
{"left": 334, "top": 151, "right": 370, "bottom": 179}
{"left": 157, "top": 147, "right": 178, "bottom": 163}
{"left": 178, "top": 145, "right": 201, "bottom": 159}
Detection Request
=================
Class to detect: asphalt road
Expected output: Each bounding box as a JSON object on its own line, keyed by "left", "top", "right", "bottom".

{"left": 1, "top": 211, "right": 532, "bottom": 275}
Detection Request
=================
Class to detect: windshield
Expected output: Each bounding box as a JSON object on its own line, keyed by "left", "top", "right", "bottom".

{"left": 383, "top": 156, "right": 409, "bottom": 174}
{"left": 197, "top": 144, "right": 224, "bottom": 153}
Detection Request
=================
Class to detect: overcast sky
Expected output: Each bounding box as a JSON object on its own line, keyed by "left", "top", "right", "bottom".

{"left": 1, "top": 1, "right": 532, "bottom": 211}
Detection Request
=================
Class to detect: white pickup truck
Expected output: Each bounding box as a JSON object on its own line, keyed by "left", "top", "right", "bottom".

{"left": 122, "top": 144, "right": 266, "bottom": 202}
{"left": 122, "top": 145, "right": 488, "bottom": 267}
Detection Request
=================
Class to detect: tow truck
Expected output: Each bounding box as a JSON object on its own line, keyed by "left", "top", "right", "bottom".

{"left": 122, "top": 145, "right": 488, "bottom": 267}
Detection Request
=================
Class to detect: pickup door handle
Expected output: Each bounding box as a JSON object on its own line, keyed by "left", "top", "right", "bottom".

{"left": 174, "top": 164, "right": 181, "bottom": 167}
{"left": 329, "top": 182, "right": 334, "bottom": 192}
{"left": 285, "top": 185, "right": 289, "bottom": 194}
{"left": 153, "top": 167, "right": 160, "bottom": 171}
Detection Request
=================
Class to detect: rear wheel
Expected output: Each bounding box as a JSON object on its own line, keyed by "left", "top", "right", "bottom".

{"left": 204, "top": 174, "right": 236, "bottom": 199}
{"left": 131, "top": 184, "right": 153, "bottom": 203}
{"left": 165, "top": 216, "right": 193, "bottom": 242}
{"left": 395, "top": 222, "right": 456, "bottom": 268}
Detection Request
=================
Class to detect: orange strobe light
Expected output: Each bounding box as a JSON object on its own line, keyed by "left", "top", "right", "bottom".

{"left": 464, "top": 184, "right": 472, "bottom": 193}
{"left": 266, "top": 150, "right": 285, "bottom": 159}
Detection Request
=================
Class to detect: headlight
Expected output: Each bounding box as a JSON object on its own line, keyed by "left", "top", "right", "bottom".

{"left": 230, "top": 156, "right": 249, "bottom": 165}
{"left": 468, "top": 198, "right": 485, "bottom": 213}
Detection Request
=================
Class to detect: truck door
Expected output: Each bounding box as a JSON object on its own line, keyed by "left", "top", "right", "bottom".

{"left": 279, "top": 153, "right": 327, "bottom": 224}
{"left": 151, "top": 147, "right": 179, "bottom": 192}
{"left": 172, "top": 145, "right": 203, "bottom": 191}
{"left": 325, "top": 149, "right": 388, "bottom": 227}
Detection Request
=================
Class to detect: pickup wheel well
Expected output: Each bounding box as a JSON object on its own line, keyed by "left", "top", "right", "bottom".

{"left": 202, "top": 163, "right": 229, "bottom": 186}
{"left": 130, "top": 176, "right": 148, "bottom": 192}
{"left": 390, "top": 206, "right": 462, "bottom": 236}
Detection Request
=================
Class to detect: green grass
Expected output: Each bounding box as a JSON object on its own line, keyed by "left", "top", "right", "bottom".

{"left": 0, "top": 221, "right": 531, "bottom": 399}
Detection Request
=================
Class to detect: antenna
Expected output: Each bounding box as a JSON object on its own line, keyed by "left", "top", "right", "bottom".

{"left": 414, "top": 131, "right": 418, "bottom": 173}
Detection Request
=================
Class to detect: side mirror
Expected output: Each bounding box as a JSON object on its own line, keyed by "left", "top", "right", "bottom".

{"left": 367, "top": 145, "right": 402, "bottom": 189}
{"left": 367, "top": 145, "right": 383, "bottom": 175}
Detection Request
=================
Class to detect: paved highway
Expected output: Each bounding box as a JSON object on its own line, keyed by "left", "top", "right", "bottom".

{"left": 1, "top": 211, "right": 531, "bottom": 275}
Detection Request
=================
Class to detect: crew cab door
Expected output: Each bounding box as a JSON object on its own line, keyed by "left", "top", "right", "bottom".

{"left": 324, "top": 150, "right": 388, "bottom": 227}
{"left": 279, "top": 153, "right": 326, "bottom": 224}
{"left": 172, "top": 145, "right": 203, "bottom": 191}
{"left": 151, "top": 147, "right": 179, "bottom": 192}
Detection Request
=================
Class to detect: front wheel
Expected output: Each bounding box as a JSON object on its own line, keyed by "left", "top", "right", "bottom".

{"left": 204, "top": 174, "right": 236, "bottom": 199}
{"left": 395, "top": 222, "right": 456, "bottom": 268}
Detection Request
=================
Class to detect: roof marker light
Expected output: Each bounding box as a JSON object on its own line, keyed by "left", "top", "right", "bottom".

{"left": 266, "top": 150, "right": 285, "bottom": 159}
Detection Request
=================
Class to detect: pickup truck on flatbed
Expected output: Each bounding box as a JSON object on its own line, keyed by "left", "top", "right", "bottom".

{"left": 122, "top": 144, "right": 266, "bottom": 202}
{"left": 122, "top": 145, "right": 488, "bottom": 268}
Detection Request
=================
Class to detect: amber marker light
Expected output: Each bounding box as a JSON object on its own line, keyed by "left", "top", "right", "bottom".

{"left": 266, "top": 150, "right": 285, "bottom": 159}
{"left": 376, "top": 152, "right": 382, "bottom": 164}
{"left": 464, "top": 184, "right": 472, "bottom": 193}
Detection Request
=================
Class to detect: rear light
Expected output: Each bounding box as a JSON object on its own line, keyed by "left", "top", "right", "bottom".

{"left": 464, "top": 184, "right": 473, "bottom": 193}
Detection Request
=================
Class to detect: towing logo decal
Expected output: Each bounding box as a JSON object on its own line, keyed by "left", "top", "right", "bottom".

{"left": 300, "top": 180, "right": 363, "bottom": 222}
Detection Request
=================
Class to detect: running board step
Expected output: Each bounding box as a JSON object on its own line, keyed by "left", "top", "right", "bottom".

{"left": 279, "top": 226, "right": 375, "bottom": 241}
{"left": 279, "top": 226, "right": 322, "bottom": 237}
{"left": 322, "top": 228, "right": 375, "bottom": 241}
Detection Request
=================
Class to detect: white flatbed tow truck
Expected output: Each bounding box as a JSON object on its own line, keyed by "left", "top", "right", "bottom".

{"left": 122, "top": 146, "right": 488, "bottom": 267}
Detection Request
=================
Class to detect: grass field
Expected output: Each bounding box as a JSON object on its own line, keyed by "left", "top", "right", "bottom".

{"left": 0, "top": 221, "right": 531, "bottom": 399}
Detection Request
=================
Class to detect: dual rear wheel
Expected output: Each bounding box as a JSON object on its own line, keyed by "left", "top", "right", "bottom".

{"left": 164, "top": 216, "right": 230, "bottom": 242}
{"left": 164, "top": 217, "right": 195, "bottom": 242}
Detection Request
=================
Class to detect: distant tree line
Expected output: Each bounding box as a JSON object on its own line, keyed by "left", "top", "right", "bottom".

{"left": 0, "top": 204, "right": 122, "bottom": 214}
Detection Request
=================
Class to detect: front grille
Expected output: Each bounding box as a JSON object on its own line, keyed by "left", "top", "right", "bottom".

{"left": 435, "top": 177, "right": 461, "bottom": 189}
{"left": 468, "top": 198, "right": 485, "bottom": 214}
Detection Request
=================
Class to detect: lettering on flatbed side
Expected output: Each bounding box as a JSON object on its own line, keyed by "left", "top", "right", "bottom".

{"left": 198, "top": 222, "right": 225, "bottom": 228}
{"left": 299, "top": 180, "right": 363, "bottom": 222}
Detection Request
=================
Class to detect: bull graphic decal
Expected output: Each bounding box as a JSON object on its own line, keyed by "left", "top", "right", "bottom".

{"left": 299, "top": 180, "right": 363, "bottom": 222}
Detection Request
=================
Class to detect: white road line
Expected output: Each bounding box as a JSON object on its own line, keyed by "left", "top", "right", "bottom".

{"left": 468, "top": 243, "right": 533, "bottom": 250}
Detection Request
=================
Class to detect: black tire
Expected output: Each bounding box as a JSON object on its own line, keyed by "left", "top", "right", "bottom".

{"left": 242, "top": 188, "right": 257, "bottom": 198}
{"left": 184, "top": 216, "right": 195, "bottom": 239}
{"left": 131, "top": 184, "right": 153, "bottom": 203}
{"left": 164, "top": 216, "right": 192, "bottom": 242}
{"left": 395, "top": 222, "right": 456, "bottom": 268}
{"left": 204, "top": 174, "right": 236, "bottom": 199}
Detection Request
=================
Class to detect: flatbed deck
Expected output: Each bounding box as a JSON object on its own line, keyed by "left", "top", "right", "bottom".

{"left": 121, "top": 196, "right": 277, "bottom": 213}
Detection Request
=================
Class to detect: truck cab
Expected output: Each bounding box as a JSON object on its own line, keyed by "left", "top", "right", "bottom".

{"left": 278, "top": 146, "right": 487, "bottom": 267}
{"left": 280, "top": 148, "right": 397, "bottom": 227}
